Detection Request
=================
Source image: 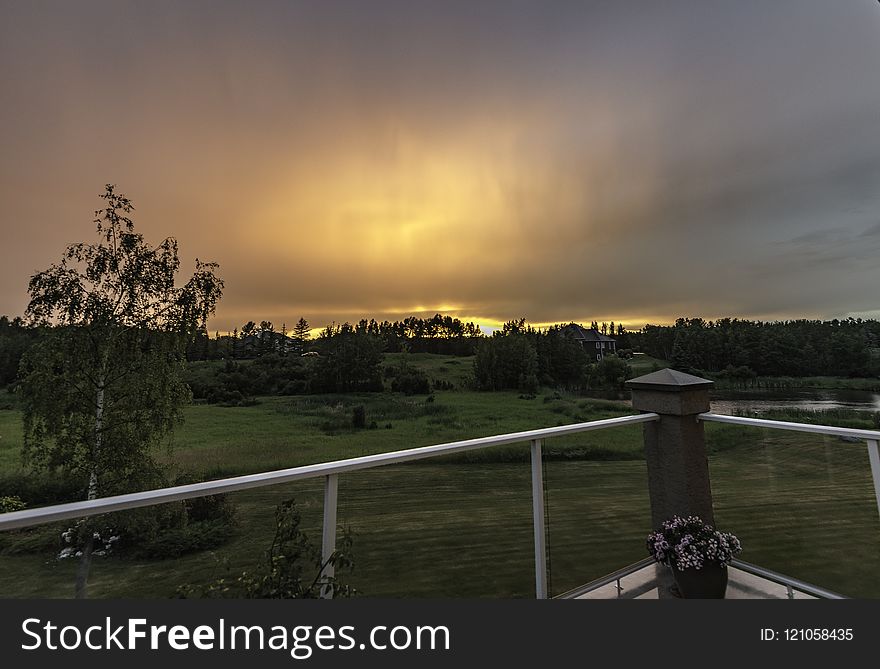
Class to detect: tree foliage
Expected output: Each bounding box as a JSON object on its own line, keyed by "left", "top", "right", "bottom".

{"left": 595, "top": 354, "right": 630, "bottom": 388}
{"left": 473, "top": 322, "right": 539, "bottom": 392}
{"left": 311, "top": 323, "right": 384, "bottom": 392}
{"left": 292, "top": 317, "right": 311, "bottom": 348}
{"left": 0, "top": 316, "right": 39, "bottom": 387}
{"left": 633, "top": 317, "right": 880, "bottom": 378}
{"left": 474, "top": 321, "right": 621, "bottom": 392}
{"left": 18, "top": 184, "right": 223, "bottom": 596}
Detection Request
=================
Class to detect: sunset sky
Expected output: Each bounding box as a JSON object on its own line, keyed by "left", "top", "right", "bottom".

{"left": 2, "top": 1, "right": 880, "bottom": 333}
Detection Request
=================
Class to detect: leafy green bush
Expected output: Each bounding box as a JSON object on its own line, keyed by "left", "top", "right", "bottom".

{"left": 117, "top": 493, "right": 237, "bottom": 559}
{"left": 185, "top": 354, "right": 312, "bottom": 403}
{"left": 391, "top": 369, "right": 431, "bottom": 395}
{"left": 180, "top": 498, "right": 355, "bottom": 599}
{"left": 385, "top": 356, "right": 431, "bottom": 395}
{"left": 0, "top": 495, "right": 26, "bottom": 513}
{"left": 351, "top": 405, "right": 366, "bottom": 429}
{"left": 133, "top": 518, "right": 235, "bottom": 559}
{"left": 596, "top": 354, "right": 631, "bottom": 388}
{"left": 0, "top": 472, "right": 87, "bottom": 507}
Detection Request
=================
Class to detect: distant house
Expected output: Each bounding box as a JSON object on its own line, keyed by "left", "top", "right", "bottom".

{"left": 560, "top": 324, "right": 617, "bottom": 361}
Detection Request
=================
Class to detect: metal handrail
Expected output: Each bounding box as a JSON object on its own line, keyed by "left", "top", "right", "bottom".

{"left": 4, "top": 409, "right": 875, "bottom": 599}
{"left": 554, "top": 557, "right": 656, "bottom": 599}
{"left": 698, "top": 412, "right": 880, "bottom": 440}
{"left": 556, "top": 558, "right": 847, "bottom": 600}
{"left": 0, "top": 413, "right": 659, "bottom": 532}
{"left": 730, "top": 559, "right": 847, "bottom": 600}
{"left": 699, "top": 412, "right": 880, "bottom": 524}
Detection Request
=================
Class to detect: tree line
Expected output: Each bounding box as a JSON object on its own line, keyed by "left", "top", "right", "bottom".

{"left": 633, "top": 317, "right": 880, "bottom": 378}
{"left": 185, "top": 322, "right": 428, "bottom": 403}
{"left": 473, "top": 320, "right": 632, "bottom": 393}
{"left": 182, "top": 313, "right": 486, "bottom": 361}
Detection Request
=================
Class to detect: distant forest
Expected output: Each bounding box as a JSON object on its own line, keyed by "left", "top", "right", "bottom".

{"left": 630, "top": 317, "right": 880, "bottom": 379}
{"left": 212, "top": 314, "right": 485, "bottom": 359}
{"left": 3, "top": 314, "right": 880, "bottom": 393}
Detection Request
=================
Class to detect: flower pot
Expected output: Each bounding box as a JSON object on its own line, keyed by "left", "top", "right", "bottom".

{"left": 671, "top": 564, "right": 728, "bottom": 599}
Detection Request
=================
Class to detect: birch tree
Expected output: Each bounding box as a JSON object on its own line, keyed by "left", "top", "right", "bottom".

{"left": 19, "top": 184, "right": 223, "bottom": 598}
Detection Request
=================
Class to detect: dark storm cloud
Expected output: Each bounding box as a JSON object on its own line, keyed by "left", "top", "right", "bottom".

{"left": 1, "top": 0, "right": 879, "bottom": 330}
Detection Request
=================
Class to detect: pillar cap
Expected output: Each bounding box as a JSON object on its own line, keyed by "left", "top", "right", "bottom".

{"left": 625, "top": 368, "right": 714, "bottom": 392}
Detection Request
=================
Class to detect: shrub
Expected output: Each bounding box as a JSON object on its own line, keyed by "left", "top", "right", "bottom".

{"left": 596, "top": 354, "right": 631, "bottom": 388}
{"left": 281, "top": 379, "right": 309, "bottom": 395}
{"left": 180, "top": 498, "right": 355, "bottom": 599}
{"left": 0, "top": 472, "right": 87, "bottom": 507}
{"left": 0, "top": 495, "right": 26, "bottom": 513}
{"left": 351, "top": 405, "right": 367, "bottom": 429}
{"left": 133, "top": 518, "right": 235, "bottom": 559}
{"left": 114, "top": 493, "right": 237, "bottom": 559}
{"left": 391, "top": 369, "right": 431, "bottom": 395}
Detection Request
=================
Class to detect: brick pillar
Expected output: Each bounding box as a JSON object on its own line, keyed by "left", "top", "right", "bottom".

{"left": 625, "top": 368, "right": 716, "bottom": 598}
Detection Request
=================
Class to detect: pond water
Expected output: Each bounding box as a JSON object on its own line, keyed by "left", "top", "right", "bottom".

{"left": 584, "top": 387, "right": 880, "bottom": 415}
{"left": 708, "top": 388, "right": 880, "bottom": 416}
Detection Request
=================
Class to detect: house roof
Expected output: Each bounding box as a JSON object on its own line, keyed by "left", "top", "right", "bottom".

{"left": 561, "top": 323, "right": 616, "bottom": 342}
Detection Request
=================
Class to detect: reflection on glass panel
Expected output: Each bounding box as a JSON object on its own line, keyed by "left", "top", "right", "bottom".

{"left": 0, "top": 479, "right": 325, "bottom": 599}
{"left": 706, "top": 423, "right": 880, "bottom": 598}
{"left": 337, "top": 452, "right": 533, "bottom": 597}
{"left": 543, "top": 445, "right": 651, "bottom": 597}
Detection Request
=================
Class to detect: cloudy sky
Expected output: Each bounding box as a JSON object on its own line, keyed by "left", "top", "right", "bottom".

{"left": 2, "top": 1, "right": 880, "bottom": 332}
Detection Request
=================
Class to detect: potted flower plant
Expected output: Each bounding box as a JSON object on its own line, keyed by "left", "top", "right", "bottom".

{"left": 646, "top": 515, "right": 742, "bottom": 598}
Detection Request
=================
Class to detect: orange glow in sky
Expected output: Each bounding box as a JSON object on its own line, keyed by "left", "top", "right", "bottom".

{"left": 3, "top": 2, "right": 880, "bottom": 332}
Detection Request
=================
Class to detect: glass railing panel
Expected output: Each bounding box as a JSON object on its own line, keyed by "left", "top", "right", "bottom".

{"left": 0, "top": 478, "right": 326, "bottom": 598}
{"left": 336, "top": 446, "right": 534, "bottom": 597}
{"left": 706, "top": 421, "right": 880, "bottom": 597}
{"left": 542, "top": 426, "right": 651, "bottom": 597}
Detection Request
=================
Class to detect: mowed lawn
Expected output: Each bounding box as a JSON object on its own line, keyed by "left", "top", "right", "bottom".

{"left": 1, "top": 386, "right": 879, "bottom": 598}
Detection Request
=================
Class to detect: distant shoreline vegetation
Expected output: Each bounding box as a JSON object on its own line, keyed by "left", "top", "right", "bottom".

{"left": 634, "top": 317, "right": 880, "bottom": 380}
{"left": 3, "top": 314, "right": 880, "bottom": 400}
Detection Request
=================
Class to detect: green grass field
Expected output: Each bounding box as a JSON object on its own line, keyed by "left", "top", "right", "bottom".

{"left": 383, "top": 352, "right": 476, "bottom": 388}
{"left": 0, "top": 353, "right": 878, "bottom": 599}
{"left": 1, "top": 428, "right": 876, "bottom": 598}
{"left": 626, "top": 353, "right": 669, "bottom": 376}
{"left": 0, "top": 391, "right": 641, "bottom": 479}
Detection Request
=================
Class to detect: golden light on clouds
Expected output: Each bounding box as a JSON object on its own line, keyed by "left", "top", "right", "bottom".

{"left": 247, "top": 130, "right": 513, "bottom": 266}
{"left": 3, "top": 2, "right": 880, "bottom": 332}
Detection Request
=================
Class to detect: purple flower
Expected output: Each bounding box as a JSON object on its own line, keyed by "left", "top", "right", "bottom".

{"left": 646, "top": 516, "right": 742, "bottom": 569}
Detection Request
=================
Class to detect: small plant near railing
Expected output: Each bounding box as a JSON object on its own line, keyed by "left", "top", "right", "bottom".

{"left": 647, "top": 516, "right": 742, "bottom": 571}
{"left": 179, "top": 498, "right": 355, "bottom": 599}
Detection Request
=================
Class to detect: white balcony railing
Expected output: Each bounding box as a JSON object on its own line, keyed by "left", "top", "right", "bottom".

{"left": 698, "top": 412, "right": 880, "bottom": 522}
{"left": 1, "top": 410, "right": 878, "bottom": 599}
{"left": 0, "top": 412, "right": 659, "bottom": 599}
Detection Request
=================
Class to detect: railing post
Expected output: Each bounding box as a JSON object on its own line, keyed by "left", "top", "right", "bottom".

{"left": 867, "top": 440, "right": 880, "bottom": 522}
{"left": 320, "top": 473, "right": 339, "bottom": 599}
{"left": 626, "top": 369, "right": 715, "bottom": 598}
{"left": 530, "top": 438, "right": 548, "bottom": 599}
